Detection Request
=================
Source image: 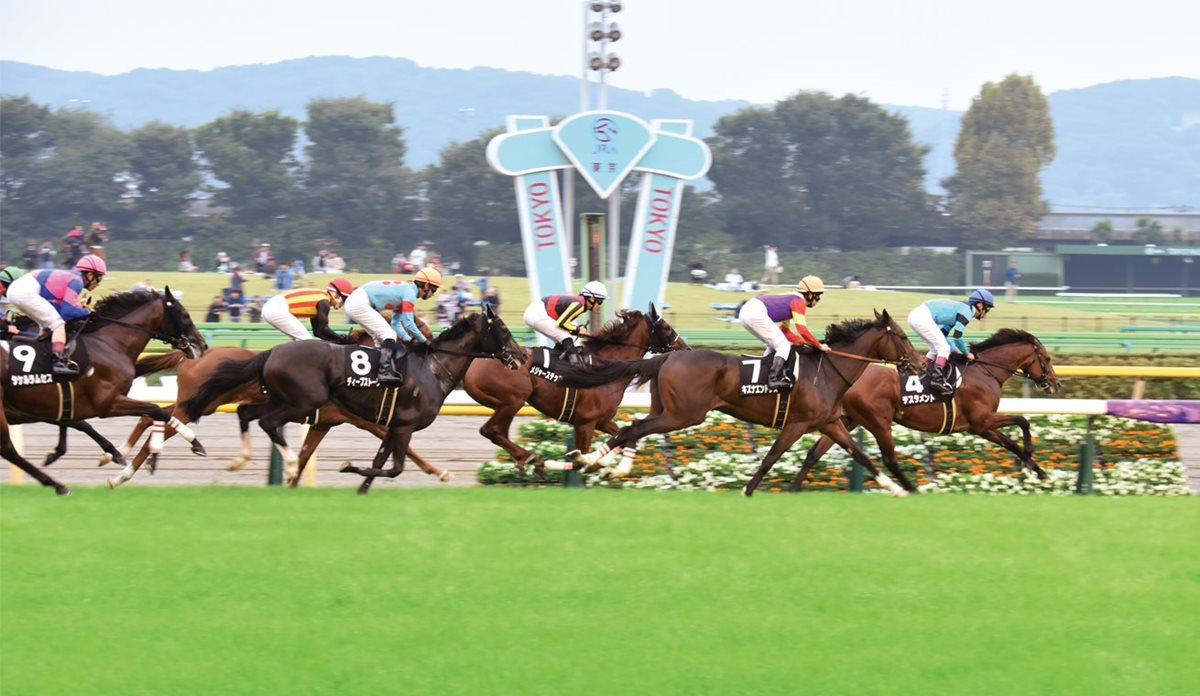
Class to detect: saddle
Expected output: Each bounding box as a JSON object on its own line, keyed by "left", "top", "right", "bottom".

{"left": 3, "top": 334, "right": 90, "bottom": 386}
{"left": 900, "top": 362, "right": 962, "bottom": 406}
{"left": 529, "top": 346, "right": 590, "bottom": 383}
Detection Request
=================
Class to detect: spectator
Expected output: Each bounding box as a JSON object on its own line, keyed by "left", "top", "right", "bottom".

{"left": 841, "top": 274, "right": 862, "bottom": 289}
{"left": 215, "top": 251, "right": 231, "bottom": 273}
{"left": 273, "top": 263, "right": 294, "bottom": 292}
{"left": 62, "top": 225, "right": 86, "bottom": 266}
{"left": 761, "top": 245, "right": 781, "bottom": 285}
{"left": 687, "top": 258, "right": 708, "bottom": 283}
{"left": 22, "top": 241, "right": 38, "bottom": 270}
{"left": 246, "top": 296, "right": 263, "bottom": 323}
{"left": 325, "top": 253, "right": 346, "bottom": 273}
{"left": 312, "top": 249, "right": 328, "bottom": 274}
{"left": 254, "top": 243, "right": 272, "bottom": 276}
{"left": 409, "top": 243, "right": 428, "bottom": 269}
{"left": 472, "top": 268, "right": 491, "bottom": 295}
{"left": 723, "top": 267, "right": 745, "bottom": 290}
{"left": 228, "top": 264, "right": 245, "bottom": 293}
{"left": 132, "top": 278, "right": 155, "bottom": 292}
{"left": 1005, "top": 260, "right": 1021, "bottom": 301}
{"left": 481, "top": 287, "right": 501, "bottom": 312}
{"left": 86, "top": 222, "right": 108, "bottom": 260}
{"left": 391, "top": 252, "right": 407, "bottom": 274}
{"left": 291, "top": 258, "right": 305, "bottom": 280}
{"left": 204, "top": 295, "right": 226, "bottom": 322}
{"left": 227, "top": 289, "right": 245, "bottom": 322}
{"left": 178, "top": 250, "right": 196, "bottom": 272}
{"left": 38, "top": 239, "right": 56, "bottom": 269}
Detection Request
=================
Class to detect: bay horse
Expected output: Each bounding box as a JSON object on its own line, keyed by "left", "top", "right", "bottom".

{"left": 107, "top": 328, "right": 450, "bottom": 488}
{"left": 0, "top": 288, "right": 207, "bottom": 495}
{"left": 789, "top": 328, "right": 1062, "bottom": 492}
{"left": 462, "top": 305, "right": 687, "bottom": 476}
{"left": 551, "top": 310, "right": 925, "bottom": 496}
{"left": 181, "top": 308, "right": 522, "bottom": 493}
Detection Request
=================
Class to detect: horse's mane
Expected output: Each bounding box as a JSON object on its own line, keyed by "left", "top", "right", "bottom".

{"left": 583, "top": 310, "right": 645, "bottom": 350}
{"left": 80, "top": 290, "right": 161, "bottom": 333}
{"left": 824, "top": 317, "right": 877, "bottom": 345}
{"left": 431, "top": 313, "right": 480, "bottom": 344}
{"left": 971, "top": 328, "right": 1038, "bottom": 353}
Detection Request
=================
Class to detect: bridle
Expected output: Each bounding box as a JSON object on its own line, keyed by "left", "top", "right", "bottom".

{"left": 580, "top": 313, "right": 686, "bottom": 355}
{"left": 426, "top": 314, "right": 522, "bottom": 371}
{"left": 86, "top": 293, "right": 203, "bottom": 355}
{"left": 971, "top": 341, "right": 1055, "bottom": 391}
{"left": 818, "top": 321, "right": 919, "bottom": 386}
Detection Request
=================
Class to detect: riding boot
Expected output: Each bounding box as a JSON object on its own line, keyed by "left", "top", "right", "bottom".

{"left": 928, "top": 361, "right": 953, "bottom": 396}
{"left": 376, "top": 339, "right": 404, "bottom": 386}
{"left": 556, "top": 338, "right": 581, "bottom": 365}
{"left": 51, "top": 350, "right": 80, "bottom": 377}
{"left": 766, "top": 355, "right": 793, "bottom": 391}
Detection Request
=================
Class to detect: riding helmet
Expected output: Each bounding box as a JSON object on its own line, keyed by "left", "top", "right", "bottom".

{"left": 580, "top": 280, "right": 608, "bottom": 300}
{"left": 967, "top": 288, "right": 995, "bottom": 308}
{"left": 0, "top": 266, "right": 24, "bottom": 287}
{"left": 75, "top": 254, "right": 108, "bottom": 275}
{"left": 797, "top": 275, "right": 825, "bottom": 294}
{"left": 326, "top": 277, "right": 354, "bottom": 298}
{"left": 414, "top": 267, "right": 443, "bottom": 288}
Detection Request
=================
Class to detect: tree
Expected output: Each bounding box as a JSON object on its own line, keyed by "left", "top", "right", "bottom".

{"left": 1090, "top": 219, "right": 1114, "bottom": 244}
{"left": 127, "top": 122, "right": 202, "bottom": 236}
{"left": 707, "top": 93, "right": 935, "bottom": 251}
{"left": 0, "top": 96, "right": 52, "bottom": 236}
{"left": 944, "top": 74, "right": 1055, "bottom": 249}
{"left": 303, "top": 98, "right": 415, "bottom": 247}
{"left": 194, "top": 109, "right": 300, "bottom": 227}
{"left": 1131, "top": 216, "right": 1167, "bottom": 245}
{"left": 11, "top": 107, "right": 132, "bottom": 234}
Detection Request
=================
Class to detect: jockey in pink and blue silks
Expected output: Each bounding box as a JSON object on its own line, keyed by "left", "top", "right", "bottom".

{"left": 4, "top": 254, "right": 107, "bottom": 376}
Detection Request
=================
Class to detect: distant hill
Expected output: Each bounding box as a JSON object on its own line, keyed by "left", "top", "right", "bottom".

{"left": 2, "top": 58, "right": 1197, "bottom": 208}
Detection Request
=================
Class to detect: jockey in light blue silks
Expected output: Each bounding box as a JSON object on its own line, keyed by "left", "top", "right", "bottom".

{"left": 343, "top": 267, "right": 441, "bottom": 385}
{"left": 907, "top": 288, "right": 994, "bottom": 395}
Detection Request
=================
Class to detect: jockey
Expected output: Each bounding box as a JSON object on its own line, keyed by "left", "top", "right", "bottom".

{"left": 908, "top": 288, "right": 994, "bottom": 395}
{"left": 261, "top": 277, "right": 354, "bottom": 342}
{"left": 343, "top": 267, "right": 441, "bottom": 385}
{"left": 4, "top": 254, "right": 107, "bottom": 376}
{"left": 523, "top": 280, "right": 607, "bottom": 363}
{"left": 0, "top": 266, "right": 25, "bottom": 336}
{"left": 738, "top": 275, "right": 831, "bottom": 390}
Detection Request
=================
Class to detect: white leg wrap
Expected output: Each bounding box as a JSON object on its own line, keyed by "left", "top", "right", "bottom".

{"left": 611, "top": 446, "right": 638, "bottom": 477}
{"left": 875, "top": 473, "right": 908, "bottom": 497}
{"left": 168, "top": 416, "right": 196, "bottom": 443}
{"left": 576, "top": 442, "right": 612, "bottom": 466}
{"left": 149, "top": 422, "right": 165, "bottom": 453}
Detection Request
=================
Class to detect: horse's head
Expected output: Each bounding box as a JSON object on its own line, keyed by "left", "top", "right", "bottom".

{"left": 870, "top": 309, "right": 923, "bottom": 373}
{"left": 1025, "top": 338, "right": 1060, "bottom": 394}
{"left": 645, "top": 302, "right": 689, "bottom": 353}
{"left": 160, "top": 286, "right": 207, "bottom": 358}
{"left": 479, "top": 305, "right": 522, "bottom": 370}
{"left": 972, "top": 329, "right": 1060, "bottom": 394}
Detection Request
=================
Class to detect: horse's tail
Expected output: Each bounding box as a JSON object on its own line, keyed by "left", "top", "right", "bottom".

{"left": 135, "top": 350, "right": 186, "bottom": 377}
{"left": 181, "top": 351, "right": 271, "bottom": 422}
{"left": 554, "top": 353, "right": 671, "bottom": 389}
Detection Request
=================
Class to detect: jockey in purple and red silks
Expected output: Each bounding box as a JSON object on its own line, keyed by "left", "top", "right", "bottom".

{"left": 4, "top": 254, "right": 107, "bottom": 376}
{"left": 738, "top": 275, "right": 831, "bottom": 390}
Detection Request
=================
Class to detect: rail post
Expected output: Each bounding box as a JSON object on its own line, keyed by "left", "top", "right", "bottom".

{"left": 268, "top": 426, "right": 284, "bottom": 486}
{"left": 1075, "top": 416, "right": 1096, "bottom": 495}
{"left": 848, "top": 429, "right": 866, "bottom": 493}
{"left": 563, "top": 431, "right": 584, "bottom": 488}
{"left": 8, "top": 425, "right": 25, "bottom": 485}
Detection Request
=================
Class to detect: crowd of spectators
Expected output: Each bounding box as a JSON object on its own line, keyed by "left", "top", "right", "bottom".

{"left": 18, "top": 222, "right": 109, "bottom": 271}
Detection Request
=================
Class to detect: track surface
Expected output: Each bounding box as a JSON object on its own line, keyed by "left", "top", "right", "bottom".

{"left": 10, "top": 413, "right": 532, "bottom": 489}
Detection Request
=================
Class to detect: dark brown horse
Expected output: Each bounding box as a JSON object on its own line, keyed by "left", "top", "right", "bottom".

{"left": 552, "top": 311, "right": 925, "bottom": 496}
{"left": 789, "top": 328, "right": 1062, "bottom": 492}
{"left": 462, "top": 305, "right": 686, "bottom": 476}
{"left": 108, "top": 326, "right": 448, "bottom": 488}
{"left": 181, "top": 308, "right": 522, "bottom": 493}
{"left": 0, "top": 288, "right": 207, "bottom": 494}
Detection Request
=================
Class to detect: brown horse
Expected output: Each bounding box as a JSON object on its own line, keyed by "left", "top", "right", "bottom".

{"left": 789, "top": 328, "right": 1062, "bottom": 492}
{"left": 462, "top": 305, "right": 686, "bottom": 476}
{"left": 181, "top": 308, "right": 522, "bottom": 493}
{"left": 0, "top": 288, "right": 207, "bottom": 494}
{"left": 551, "top": 311, "right": 924, "bottom": 496}
{"left": 108, "top": 327, "right": 449, "bottom": 488}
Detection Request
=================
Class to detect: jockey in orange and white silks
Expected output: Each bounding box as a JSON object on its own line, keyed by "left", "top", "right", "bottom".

{"left": 261, "top": 277, "right": 354, "bottom": 342}
{"left": 5, "top": 254, "right": 106, "bottom": 376}
{"left": 738, "top": 275, "right": 830, "bottom": 390}
{"left": 523, "top": 280, "right": 606, "bottom": 362}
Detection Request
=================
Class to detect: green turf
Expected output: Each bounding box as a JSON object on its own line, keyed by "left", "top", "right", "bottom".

{"left": 3, "top": 486, "right": 1197, "bottom": 694}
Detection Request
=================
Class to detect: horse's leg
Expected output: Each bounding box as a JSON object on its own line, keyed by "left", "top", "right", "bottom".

{"left": 257, "top": 406, "right": 309, "bottom": 475}
{"left": 342, "top": 427, "right": 412, "bottom": 480}
{"left": 406, "top": 447, "right": 451, "bottom": 482}
{"left": 863, "top": 419, "right": 918, "bottom": 492}
{"left": 478, "top": 404, "right": 538, "bottom": 473}
{"left": 819, "top": 419, "right": 908, "bottom": 497}
{"left": 977, "top": 427, "right": 1048, "bottom": 480}
{"left": 228, "top": 403, "right": 268, "bottom": 471}
{"left": 354, "top": 433, "right": 398, "bottom": 494}
{"left": 1, "top": 416, "right": 70, "bottom": 495}
{"left": 59, "top": 420, "right": 125, "bottom": 470}
{"left": 41, "top": 424, "right": 70, "bottom": 467}
{"left": 742, "top": 422, "right": 810, "bottom": 497}
{"left": 789, "top": 433, "right": 836, "bottom": 492}
{"left": 107, "top": 415, "right": 153, "bottom": 468}
{"left": 102, "top": 396, "right": 205, "bottom": 484}
{"left": 288, "top": 423, "right": 331, "bottom": 488}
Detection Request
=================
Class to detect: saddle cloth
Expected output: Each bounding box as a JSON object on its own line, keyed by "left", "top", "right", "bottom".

{"left": 3, "top": 337, "right": 90, "bottom": 387}
{"left": 342, "top": 344, "right": 384, "bottom": 388}
{"left": 737, "top": 352, "right": 800, "bottom": 396}
{"left": 529, "top": 346, "right": 590, "bottom": 384}
{"left": 900, "top": 363, "right": 962, "bottom": 406}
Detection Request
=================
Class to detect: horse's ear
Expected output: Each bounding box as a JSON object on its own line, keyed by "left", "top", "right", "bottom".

{"left": 648, "top": 302, "right": 659, "bottom": 320}
{"left": 873, "top": 308, "right": 881, "bottom": 319}
{"left": 164, "top": 286, "right": 176, "bottom": 302}
{"left": 483, "top": 304, "right": 497, "bottom": 319}
{"left": 881, "top": 308, "right": 891, "bottom": 321}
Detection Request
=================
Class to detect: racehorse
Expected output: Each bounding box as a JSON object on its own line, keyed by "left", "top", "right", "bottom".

{"left": 462, "top": 305, "right": 687, "bottom": 476}
{"left": 181, "top": 308, "right": 522, "bottom": 492}
{"left": 789, "top": 328, "right": 1062, "bottom": 492}
{"left": 0, "top": 288, "right": 206, "bottom": 495}
{"left": 551, "top": 310, "right": 924, "bottom": 496}
{"left": 107, "top": 328, "right": 450, "bottom": 488}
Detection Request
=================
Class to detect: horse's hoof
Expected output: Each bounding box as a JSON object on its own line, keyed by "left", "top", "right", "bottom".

{"left": 439, "top": 470, "right": 454, "bottom": 483}
{"left": 56, "top": 486, "right": 71, "bottom": 496}
{"left": 339, "top": 462, "right": 355, "bottom": 474}
{"left": 227, "top": 457, "right": 250, "bottom": 472}
{"left": 565, "top": 449, "right": 582, "bottom": 462}
{"left": 191, "top": 441, "right": 208, "bottom": 457}
{"left": 741, "top": 486, "right": 755, "bottom": 498}
{"left": 98, "top": 453, "right": 113, "bottom": 467}
{"left": 105, "top": 478, "right": 116, "bottom": 490}
{"left": 147, "top": 454, "right": 159, "bottom": 474}
{"left": 892, "top": 489, "right": 909, "bottom": 498}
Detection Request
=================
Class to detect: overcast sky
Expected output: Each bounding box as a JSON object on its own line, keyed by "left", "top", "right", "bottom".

{"left": 2, "top": 0, "right": 1197, "bottom": 110}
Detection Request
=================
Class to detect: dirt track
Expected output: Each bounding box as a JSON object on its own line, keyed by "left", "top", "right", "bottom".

{"left": 8, "top": 413, "right": 533, "bottom": 490}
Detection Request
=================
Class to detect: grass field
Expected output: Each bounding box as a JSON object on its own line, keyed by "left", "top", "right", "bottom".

{"left": 3, "top": 486, "right": 1197, "bottom": 694}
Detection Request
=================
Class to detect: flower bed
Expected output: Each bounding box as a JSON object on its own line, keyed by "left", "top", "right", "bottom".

{"left": 475, "top": 412, "right": 1190, "bottom": 496}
